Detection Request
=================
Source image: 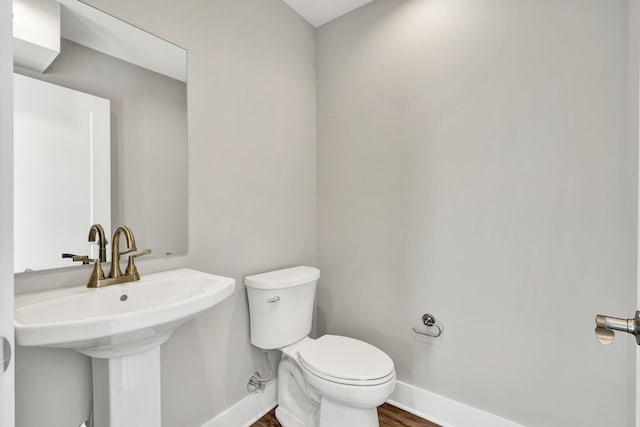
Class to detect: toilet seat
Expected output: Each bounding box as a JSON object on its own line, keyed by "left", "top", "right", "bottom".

{"left": 298, "top": 335, "right": 394, "bottom": 386}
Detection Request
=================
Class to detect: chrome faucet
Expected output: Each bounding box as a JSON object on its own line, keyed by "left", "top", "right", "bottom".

{"left": 63, "top": 224, "right": 151, "bottom": 288}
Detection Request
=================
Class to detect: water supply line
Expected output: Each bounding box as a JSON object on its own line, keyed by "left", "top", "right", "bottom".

{"left": 78, "top": 400, "right": 94, "bottom": 427}
{"left": 247, "top": 351, "right": 273, "bottom": 393}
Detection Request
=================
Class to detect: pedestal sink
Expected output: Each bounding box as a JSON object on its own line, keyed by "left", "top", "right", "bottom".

{"left": 14, "top": 268, "right": 235, "bottom": 427}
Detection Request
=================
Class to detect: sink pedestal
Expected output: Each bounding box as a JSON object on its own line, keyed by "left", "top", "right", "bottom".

{"left": 91, "top": 346, "right": 162, "bottom": 427}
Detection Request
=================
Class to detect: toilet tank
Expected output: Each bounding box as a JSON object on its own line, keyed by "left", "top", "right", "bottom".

{"left": 245, "top": 266, "right": 320, "bottom": 350}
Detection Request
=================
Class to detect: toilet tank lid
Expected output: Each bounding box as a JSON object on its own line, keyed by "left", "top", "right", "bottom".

{"left": 244, "top": 266, "right": 320, "bottom": 290}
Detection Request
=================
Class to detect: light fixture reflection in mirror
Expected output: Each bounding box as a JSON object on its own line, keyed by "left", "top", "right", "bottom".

{"left": 13, "top": 0, "right": 188, "bottom": 273}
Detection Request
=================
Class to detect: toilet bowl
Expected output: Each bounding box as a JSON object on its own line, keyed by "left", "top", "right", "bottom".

{"left": 245, "top": 266, "right": 396, "bottom": 427}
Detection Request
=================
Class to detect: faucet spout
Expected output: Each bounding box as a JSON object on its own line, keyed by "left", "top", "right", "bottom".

{"left": 109, "top": 225, "right": 137, "bottom": 279}
{"left": 88, "top": 224, "right": 108, "bottom": 263}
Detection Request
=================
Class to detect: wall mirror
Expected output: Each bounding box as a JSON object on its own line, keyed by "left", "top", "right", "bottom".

{"left": 13, "top": 0, "right": 188, "bottom": 273}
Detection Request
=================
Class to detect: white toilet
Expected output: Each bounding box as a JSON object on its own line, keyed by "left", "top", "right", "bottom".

{"left": 245, "top": 266, "right": 396, "bottom": 427}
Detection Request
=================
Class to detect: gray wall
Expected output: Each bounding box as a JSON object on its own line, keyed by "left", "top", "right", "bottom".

{"left": 16, "top": 38, "right": 188, "bottom": 262}
{"left": 316, "top": 1, "right": 634, "bottom": 426}
{"left": 14, "top": 0, "right": 316, "bottom": 426}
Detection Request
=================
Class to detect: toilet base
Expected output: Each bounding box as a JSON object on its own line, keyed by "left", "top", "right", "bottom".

{"left": 276, "top": 350, "right": 386, "bottom": 427}
{"left": 275, "top": 406, "right": 310, "bottom": 427}
{"left": 318, "top": 397, "right": 379, "bottom": 427}
{"left": 276, "top": 357, "right": 319, "bottom": 427}
{"left": 276, "top": 397, "right": 379, "bottom": 427}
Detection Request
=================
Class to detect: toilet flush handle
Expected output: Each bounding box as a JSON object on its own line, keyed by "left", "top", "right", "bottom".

{"left": 267, "top": 296, "right": 280, "bottom": 303}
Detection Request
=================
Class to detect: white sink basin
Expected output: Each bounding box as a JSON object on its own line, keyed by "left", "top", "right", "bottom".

{"left": 15, "top": 268, "right": 235, "bottom": 357}
{"left": 15, "top": 268, "right": 235, "bottom": 427}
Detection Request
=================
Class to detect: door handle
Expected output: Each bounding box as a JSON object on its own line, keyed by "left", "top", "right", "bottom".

{"left": 594, "top": 311, "right": 640, "bottom": 345}
{"left": 0, "top": 336, "right": 11, "bottom": 374}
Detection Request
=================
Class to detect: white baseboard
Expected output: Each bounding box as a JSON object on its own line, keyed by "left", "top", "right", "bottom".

{"left": 202, "top": 378, "right": 522, "bottom": 427}
{"left": 388, "top": 381, "right": 523, "bottom": 427}
{"left": 202, "top": 380, "right": 277, "bottom": 427}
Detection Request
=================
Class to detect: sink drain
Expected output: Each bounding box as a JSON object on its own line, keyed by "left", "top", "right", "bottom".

{"left": 120, "top": 295, "right": 128, "bottom": 302}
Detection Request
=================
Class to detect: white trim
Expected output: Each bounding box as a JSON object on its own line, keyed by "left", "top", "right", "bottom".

{"left": 388, "top": 381, "right": 523, "bottom": 427}
{"left": 0, "top": 2, "right": 14, "bottom": 427}
{"left": 202, "top": 378, "right": 522, "bottom": 427}
{"left": 13, "top": 0, "right": 61, "bottom": 72}
{"left": 202, "top": 380, "right": 277, "bottom": 427}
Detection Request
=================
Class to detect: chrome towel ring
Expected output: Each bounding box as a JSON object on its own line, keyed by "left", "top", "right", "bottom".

{"left": 412, "top": 313, "right": 442, "bottom": 338}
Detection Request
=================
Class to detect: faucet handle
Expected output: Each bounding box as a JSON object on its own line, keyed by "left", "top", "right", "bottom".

{"left": 62, "top": 253, "right": 94, "bottom": 265}
{"left": 62, "top": 252, "right": 106, "bottom": 287}
{"left": 129, "top": 249, "right": 151, "bottom": 258}
{"left": 118, "top": 247, "right": 138, "bottom": 256}
{"left": 125, "top": 249, "right": 151, "bottom": 280}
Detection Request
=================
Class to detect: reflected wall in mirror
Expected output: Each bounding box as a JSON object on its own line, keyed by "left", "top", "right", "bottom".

{"left": 13, "top": 0, "right": 188, "bottom": 273}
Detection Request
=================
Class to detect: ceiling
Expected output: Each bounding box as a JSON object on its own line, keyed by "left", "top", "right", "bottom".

{"left": 281, "top": 0, "right": 376, "bottom": 27}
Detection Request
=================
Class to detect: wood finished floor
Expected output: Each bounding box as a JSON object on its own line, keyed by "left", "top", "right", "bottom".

{"left": 251, "top": 403, "right": 440, "bottom": 427}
